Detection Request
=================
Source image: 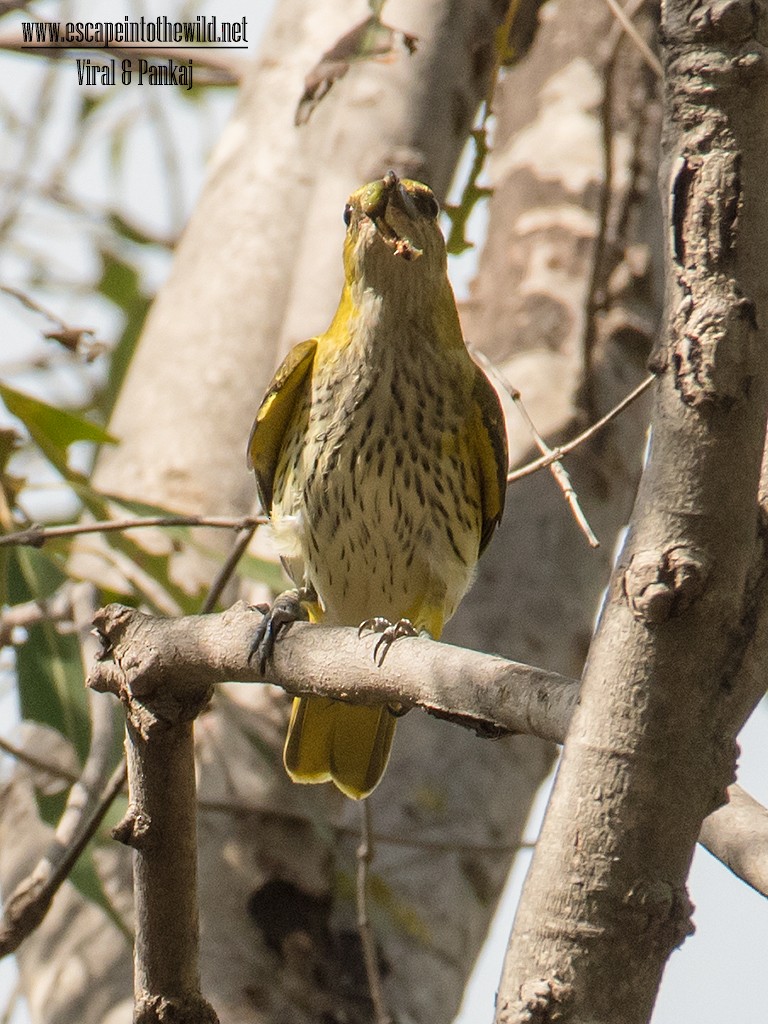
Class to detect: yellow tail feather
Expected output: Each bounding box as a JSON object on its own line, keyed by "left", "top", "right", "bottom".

{"left": 283, "top": 696, "right": 396, "bottom": 800}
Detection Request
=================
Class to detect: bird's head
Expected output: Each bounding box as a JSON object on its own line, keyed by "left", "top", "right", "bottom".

{"left": 341, "top": 172, "right": 447, "bottom": 292}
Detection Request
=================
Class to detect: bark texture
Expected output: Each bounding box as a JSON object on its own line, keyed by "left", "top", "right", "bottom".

{"left": 453, "top": 0, "right": 661, "bottom": 674}
{"left": 495, "top": 3, "right": 768, "bottom": 1021}
{"left": 85, "top": 600, "right": 768, "bottom": 903}
{"left": 1, "top": 0, "right": 670, "bottom": 1021}
{"left": 115, "top": 697, "right": 216, "bottom": 1024}
{"left": 4, "top": 3, "right": 543, "bottom": 1023}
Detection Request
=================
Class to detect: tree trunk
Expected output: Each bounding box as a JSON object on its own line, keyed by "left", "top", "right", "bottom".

{"left": 495, "top": 2, "right": 768, "bottom": 1021}
{"left": 4, "top": 2, "right": 547, "bottom": 1023}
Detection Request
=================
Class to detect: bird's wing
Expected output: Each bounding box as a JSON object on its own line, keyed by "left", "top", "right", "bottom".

{"left": 247, "top": 338, "right": 317, "bottom": 512}
{"left": 471, "top": 364, "right": 509, "bottom": 555}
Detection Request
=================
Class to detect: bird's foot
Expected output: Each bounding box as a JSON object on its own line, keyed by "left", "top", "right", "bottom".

{"left": 358, "top": 617, "right": 418, "bottom": 667}
{"left": 249, "top": 588, "right": 312, "bottom": 674}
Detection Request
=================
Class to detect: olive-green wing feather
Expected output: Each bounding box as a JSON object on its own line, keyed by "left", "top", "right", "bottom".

{"left": 247, "top": 338, "right": 317, "bottom": 512}
{"left": 471, "top": 364, "right": 509, "bottom": 555}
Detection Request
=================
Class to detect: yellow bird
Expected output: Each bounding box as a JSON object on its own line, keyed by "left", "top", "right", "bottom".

{"left": 248, "top": 172, "right": 508, "bottom": 799}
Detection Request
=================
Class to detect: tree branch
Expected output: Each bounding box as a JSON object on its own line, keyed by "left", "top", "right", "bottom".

{"left": 505, "top": 374, "right": 655, "bottom": 484}
{"left": 0, "top": 514, "right": 265, "bottom": 548}
{"left": 698, "top": 785, "right": 768, "bottom": 899}
{"left": 494, "top": 1, "right": 768, "bottom": 1018}
{"left": 86, "top": 602, "right": 573, "bottom": 742}
{"left": 86, "top": 602, "right": 768, "bottom": 899}
{"left": 105, "top": 633, "right": 218, "bottom": 1024}
{"left": 0, "top": 759, "right": 127, "bottom": 958}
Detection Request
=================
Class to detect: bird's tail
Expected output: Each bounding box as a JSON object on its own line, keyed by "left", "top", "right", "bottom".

{"left": 283, "top": 696, "right": 396, "bottom": 800}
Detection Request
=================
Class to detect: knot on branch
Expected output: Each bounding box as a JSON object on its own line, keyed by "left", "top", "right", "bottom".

{"left": 624, "top": 546, "right": 708, "bottom": 624}
{"left": 112, "top": 806, "right": 152, "bottom": 849}
{"left": 134, "top": 993, "right": 219, "bottom": 1024}
{"left": 89, "top": 604, "right": 213, "bottom": 737}
{"left": 623, "top": 879, "right": 695, "bottom": 953}
{"left": 685, "top": 0, "right": 762, "bottom": 45}
{"left": 704, "top": 734, "right": 739, "bottom": 815}
{"left": 497, "top": 976, "right": 572, "bottom": 1024}
{"left": 671, "top": 150, "right": 741, "bottom": 275}
{"left": 666, "top": 147, "right": 759, "bottom": 409}
{"left": 673, "top": 290, "right": 757, "bottom": 409}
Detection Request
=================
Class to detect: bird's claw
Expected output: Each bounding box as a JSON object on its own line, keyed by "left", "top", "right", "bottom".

{"left": 358, "top": 617, "right": 418, "bottom": 667}
{"left": 358, "top": 616, "right": 392, "bottom": 638}
{"left": 249, "top": 589, "right": 310, "bottom": 675}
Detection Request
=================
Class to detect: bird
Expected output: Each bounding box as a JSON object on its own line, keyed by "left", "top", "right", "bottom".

{"left": 247, "top": 171, "right": 508, "bottom": 799}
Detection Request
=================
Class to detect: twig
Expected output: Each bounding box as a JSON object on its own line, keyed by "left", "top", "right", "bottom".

{"left": 506, "top": 374, "right": 655, "bottom": 482}
{"left": 0, "top": 525, "right": 257, "bottom": 957}
{"left": 0, "top": 586, "right": 129, "bottom": 956}
{"left": 485, "top": 0, "right": 522, "bottom": 105}
{"left": 0, "top": 758, "right": 127, "bottom": 956}
{"left": 0, "top": 513, "right": 265, "bottom": 548}
{"left": 0, "top": 755, "right": 530, "bottom": 856}
{"left": 0, "top": 2, "right": 33, "bottom": 15}
{"left": 699, "top": 785, "right": 768, "bottom": 899}
{"left": 87, "top": 603, "right": 575, "bottom": 741}
{"left": 357, "top": 801, "right": 393, "bottom": 1024}
{"left": 110, "top": 652, "right": 218, "bottom": 1021}
{"left": 0, "top": 49, "right": 57, "bottom": 244}
{"left": 0, "top": 283, "right": 105, "bottom": 359}
{"left": 582, "top": 5, "right": 618, "bottom": 407}
{"left": 0, "top": 178, "right": 176, "bottom": 250}
{"left": 0, "top": 587, "right": 73, "bottom": 646}
{"left": 0, "top": 734, "right": 79, "bottom": 785}
{"left": 511, "top": 386, "right": 600, "bottom": 547}
{"left": 473, "top": 349, "right": 601, "bottom": 547}
{"left": 199, "top": 794, "right": 537, "bottom": 854}
{"left": 88, "top": 602, "right": 768, "bottom": 899}
{"left": 200, "top": 523, "right": 259, "bottom": 614}
{"left": 582, "top": 0, "right": 654, "bottom": 412}
{"left": 599, "top": 0, "right": 662, "bottom": 79}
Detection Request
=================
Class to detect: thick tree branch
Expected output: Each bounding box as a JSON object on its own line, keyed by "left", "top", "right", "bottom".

{"left": 86, "top": 602, "right": 573, "bottom": 742}
{"left": 86, "top": 602, "right": 768, "bottom": 899}
{"left": 698, "top": 785, "right": 768, "bottom": 899}
{"left": 107, "top": 649, "right": 217, "bottom": 1024}
{"left": 494, "top": 2, "right": 768, "bottom": 1019}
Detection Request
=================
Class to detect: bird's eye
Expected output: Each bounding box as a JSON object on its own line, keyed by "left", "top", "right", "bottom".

{"left": 413, "top": 192, "right": 440, "bottom": 220}
{"left": 343, "top": 203, "right": 353, "bottom": 227}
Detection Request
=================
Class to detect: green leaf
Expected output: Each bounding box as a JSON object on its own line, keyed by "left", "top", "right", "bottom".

{"left": 443, "top": 124, "right": 493, "bottom": 256}
{"left": 7, "top": 547, "right": 90, "bottom": 763}
{"left": 97, "top": 250, "right": 143, "bottom": 308}
{"left": 0, "top": 382, "right": 117, "bottom": 478}
{"left": 107, "top": 213, "right": 173, "bottom": 250}
{"left": 108, "top": 121, "right": 129, "bottom": 176}
{"left": 95, "top": 251, "right": 150, "bottom": 421}
{"left": 78, "top": 89, "right": 112, "bottom": 123}
{"left": 100, "top": 493, "right": 283, "bottom": 605}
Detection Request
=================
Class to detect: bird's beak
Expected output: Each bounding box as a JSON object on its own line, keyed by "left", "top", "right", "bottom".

{"left": 359, "top": 171, "right": 423, "bottom": 261}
